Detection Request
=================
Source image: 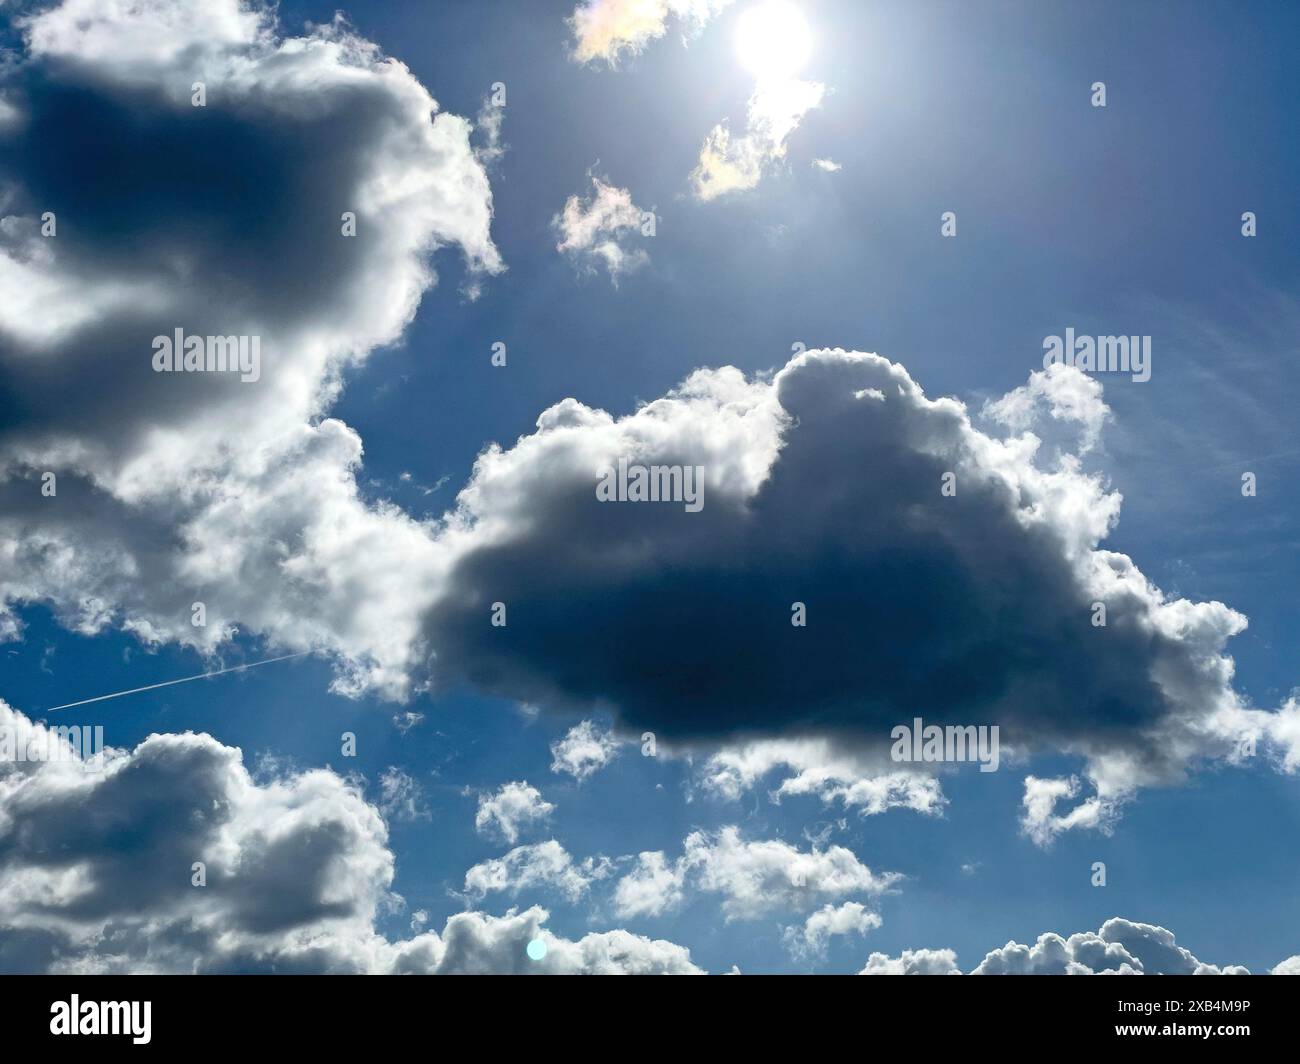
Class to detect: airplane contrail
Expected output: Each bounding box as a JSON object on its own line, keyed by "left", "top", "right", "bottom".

{"left": 45, "top": 651, "right": 313, "bottom": 712}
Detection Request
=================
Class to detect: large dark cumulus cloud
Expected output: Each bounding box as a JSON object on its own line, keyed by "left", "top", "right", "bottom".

{"left": 0, "top": 0, "right": 500, "bottom": 692}
{"left": 423, "top": 350, "right": 1251, "bottom": 785}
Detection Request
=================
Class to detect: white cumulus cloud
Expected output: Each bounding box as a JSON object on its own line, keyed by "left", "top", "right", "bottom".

{"left": 697, "top": 737, "right": 946, "bottom": 816}
{"left": 784, "top": 901, "right": 882, "bottom": 960}
{"left": 862, "top": 918, "right": 1264, "bottom": 975}
{"left": 554, "top": 175, "right": 652, "bottom": 284}
{"left": 613, "top": 825, "right": 898, "bottom": 922}
{"left": 463, "top": 841, "right": 612, "bottom": 904}
{"left": 475, "top": 781, "right": 555, "bottom": 844}
{"left": 859, "top": 948, "right": 962, "bottom": 975}
{"left": 550, "top": 720, "right": 621, "bottom": 782}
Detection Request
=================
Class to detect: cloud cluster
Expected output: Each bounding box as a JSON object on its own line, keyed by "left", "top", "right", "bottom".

{"left": 4, "top": 0, "right": 1296, "bottom": 856}
{"left": 0, "top": 700, "right": 700, "bottom": 973}
{"left": 972, "top": 918, "right": 1251, "bottom": 976}
{"left": 464, "top": 840, "right": 612, "bottom": 904}
{"left": 390, "top": 905, "right": 704, "bottom": 974}
{"left": 0, "top": 697, "right": 388, "bottom": 973}
{"left": 481, "top": 827, "right": 898, "bottom": 937}
{"left": 612, "top": 825, "right": 898, "bottom": 923}
{"left": 695, "top": 737, "right": 946, "bottom": 817}
{"left": 862, "top": 919, "right": 1268, "bottom": 975}
{"left": 4, "top": 698, "right": 1289, "bottom": 976}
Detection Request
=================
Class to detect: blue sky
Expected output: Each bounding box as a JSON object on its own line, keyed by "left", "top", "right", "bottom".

{"left": 0, "top": 0, "right": 1297, "bottom": 975}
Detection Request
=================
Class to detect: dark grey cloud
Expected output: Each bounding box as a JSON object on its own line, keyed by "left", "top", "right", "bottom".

{"left": 0, "top": 0, "right": 499, "bottom": 695}
{"left": 0, "top": 698, "right": 394, "bottom": 972}
{"left": 0, "top": 700, "right": 701, "bottom": 973}
{"left": 1, "top": 2, "right": 498, "bottom": 455}
{"left": 421, "top": 349, "right": 1280, "bottom": 802}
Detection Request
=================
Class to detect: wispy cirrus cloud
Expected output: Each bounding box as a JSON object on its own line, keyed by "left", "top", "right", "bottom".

{"left": 553, "top": 174, "right": 653, "bottom": 284}
{"left": 568, "top": 0, "right": 734, "bottom": 66}
{"left": 691, "top": 76, "right": 825, "bottom": 200}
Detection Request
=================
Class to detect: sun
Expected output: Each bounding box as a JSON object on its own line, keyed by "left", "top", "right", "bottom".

{"left": 735, "top": 1, "right": 813, "bottom": 81}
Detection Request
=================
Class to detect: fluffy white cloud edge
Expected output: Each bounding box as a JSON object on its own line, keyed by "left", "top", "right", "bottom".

{"left": 862, "top": 918, "right": 1292, "bottom": 976}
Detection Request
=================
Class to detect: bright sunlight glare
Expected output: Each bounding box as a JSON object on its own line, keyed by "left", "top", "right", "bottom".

{"left": 735, "top": 1, "right": 813, "bottom": 80}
